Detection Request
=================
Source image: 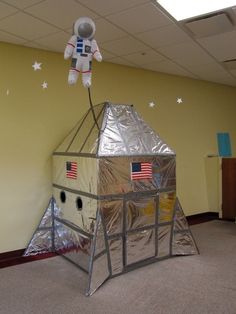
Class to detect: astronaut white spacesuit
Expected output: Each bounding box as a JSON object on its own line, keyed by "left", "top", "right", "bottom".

{"left": 64, "top": 17, "right": 102, "bottom": 88}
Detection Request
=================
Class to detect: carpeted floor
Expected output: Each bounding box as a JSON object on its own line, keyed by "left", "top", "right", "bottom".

{"left": 0, "top": 220, "right": 236, "bottom": 314}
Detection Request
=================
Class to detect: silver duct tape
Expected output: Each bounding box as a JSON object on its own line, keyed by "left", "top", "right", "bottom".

{"left": 172, "top": 231, "right": 198, "bottom": 255}
{"left": 98, "top": 156, "right": 176, "bottom": 195}
{"left": 108, "top": 238, "right": 123, "bottom": 275}
{"left": 100, "top": 199, "right": 123, "bottom": 235}
{"left": 158, "top": 225, "right": 171, "bottom": 258}
{"left": 127, "top": 228, "right": 155, "bottom": 265}
{"left": 98, "top": 104, "right": 175, "bottom": 156}
{"left": 126, "top": 198, "right": 155, "bottom": 230}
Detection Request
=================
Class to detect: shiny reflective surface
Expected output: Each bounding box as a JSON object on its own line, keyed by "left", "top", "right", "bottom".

{"left": 159, "top": 192, "right": 176, "bottom": 223}
{"left": 172, "top": 231, "right": 198, "bottom": 255}
{"left": 98, "top": 156, "right": 176, "bottom": 195}
{"left": 25, "top": 103, "right": 198, "bottom": 296}
{"left": 98, "top": 105, "right": 175, "bottom": 156}
{"left": 127, "top": 229, "right": 155, "bottom": 265}
{"left": 158, "top": 225, "right": 171, "bottom": 257}
{"left": 108, "top": 238, "right": 123, "bottom": 275}
{"left": 100, "top": 199, "right": 123, "bottom": 235}
{"left": 126, "top": 198, "right": 155, "bottom": 230}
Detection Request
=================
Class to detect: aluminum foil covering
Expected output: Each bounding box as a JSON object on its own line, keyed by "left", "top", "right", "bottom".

{"left": 127, "top": 228, "right": 155, "bottom": 265}
{"left": 158, "top": 224, "right": 171, "bottom": 258}
{"left": 172, "top": 198, "right": 199, "bottom": 255}
{"left": 173, "top": 198, "right": 189, "bottom": 230}
{"left": 24, "top": 230, "right": 53, "bottom": 256}
{"left": 98, "top": 156, "right": 176, "bottom": 195}
{"left": 86, "top": 213, "right": 110, "bottom": 295}
{"left": 172, "top": 231, "right": 199, "bottom": 255}
{"left": 87, "top": 253, "right": 109, "bottom": 296}
{"left": 100, "top": 199, "right": 123, "bottom": 235}
{"left": 108, "top": 238, "right": 123, "bottom": 275}
{"left": 25, "top": 103, "right": 199, "bottom": 296}
{"left": 24, "top": 198, "right": 59, "bottom": 256}
{"left": 55, "top": 221, "right": 91, "bottom": 265}
{"left": 98, "top": 104, "right": 175, "bottom": 156}
{"left": 159, "top": 191, "right": 176, "bottom": 223}
{"left": 93, "top": 213, "right": 107, "bottom": 257}
{"left": 126, "top": 198, "right": 155, "bottom": 230}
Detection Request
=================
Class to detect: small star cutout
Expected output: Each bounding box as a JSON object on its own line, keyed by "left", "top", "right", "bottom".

{"left": 42, "top": 81, "right": 48, "bottom": 89}
{"left": 148, "top": 101, "right": 156, "bottom": 108}
{"left": 177, "top": 97, "right": 183, "bottom": 104}
{"left": 32, "top": 61, "right": 42, "bottom": 71}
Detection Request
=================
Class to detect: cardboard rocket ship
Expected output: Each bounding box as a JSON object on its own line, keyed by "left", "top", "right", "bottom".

{"left": 25, "top": 102, "right": 198, "bottom": 295}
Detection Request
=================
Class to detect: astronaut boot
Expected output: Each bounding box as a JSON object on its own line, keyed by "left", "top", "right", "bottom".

{"left": 68, "top": 69, "right": 79, "bottom": 85}
{"left": 82, "top": 72, "right": 92, "bottom": 88}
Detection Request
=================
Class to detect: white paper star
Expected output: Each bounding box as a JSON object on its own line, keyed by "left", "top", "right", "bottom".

{"left": 177, "top": 97, "right": 183, "bottom": 104}
{"left": 32, "top": 61, "right": 42, "bottom": 71}
{"left": 148, "top": 101, "right": 156, "bottom": 108}
{"left": 42, "top": 81, "right": 48, "bottom": 89}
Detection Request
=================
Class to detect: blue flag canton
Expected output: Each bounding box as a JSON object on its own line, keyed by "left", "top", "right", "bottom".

{"left": 132, "top": 162, "right": 141, "bottom": 172}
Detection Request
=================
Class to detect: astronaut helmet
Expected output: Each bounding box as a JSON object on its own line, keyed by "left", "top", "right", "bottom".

{"left": 74, "top": 17, "right": 96, "bottom": 39}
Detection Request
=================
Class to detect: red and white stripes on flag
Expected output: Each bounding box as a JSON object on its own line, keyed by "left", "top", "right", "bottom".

{"left": 131, "top": 162, "right": 152, "bottom": 180}
{"left": 66, "top": 161, "right": 77, "bottom": 179}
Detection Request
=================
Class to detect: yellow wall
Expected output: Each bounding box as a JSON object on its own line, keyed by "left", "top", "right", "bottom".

{"left": 0, "top": 41, "right": 236, "bottom": 253}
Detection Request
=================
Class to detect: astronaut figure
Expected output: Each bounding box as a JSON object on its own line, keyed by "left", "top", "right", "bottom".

{"left": 64, "top": 17, "right": 102, "bottom": 88}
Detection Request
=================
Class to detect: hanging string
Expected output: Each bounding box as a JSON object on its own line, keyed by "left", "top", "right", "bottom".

{"left": 88, "top": 87, "right": 100, "bottom": 130}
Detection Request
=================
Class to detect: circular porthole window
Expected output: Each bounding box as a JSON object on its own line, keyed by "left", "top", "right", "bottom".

{"left": 60, "top": 191, "right": 66, "bottom": 203}
{"left": 76, "top": 197, "right": 83, "bottom": 211}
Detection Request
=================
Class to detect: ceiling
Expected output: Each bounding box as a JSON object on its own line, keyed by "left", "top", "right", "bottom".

{"left": 1, "top": 0, "right": 236, "bottom": 86}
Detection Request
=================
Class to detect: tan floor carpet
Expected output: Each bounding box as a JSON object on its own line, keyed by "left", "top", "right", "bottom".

{"left": 0, "top": 220, "right": 236, "bottom": 314}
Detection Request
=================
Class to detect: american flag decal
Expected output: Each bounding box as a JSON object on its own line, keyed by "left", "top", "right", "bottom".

{"left": 66, "top": 161, "right": 77, "bottom": 179}
{"left": 131, "top": 162, "right": 152, "bottom": 180}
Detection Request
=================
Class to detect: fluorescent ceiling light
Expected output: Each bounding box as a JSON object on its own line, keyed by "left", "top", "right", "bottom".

{"left": 157, "top": 0, "right": 236, "bottom": 20}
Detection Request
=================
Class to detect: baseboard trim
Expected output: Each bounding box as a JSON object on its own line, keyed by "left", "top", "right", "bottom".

{"left": 0, "top": 211, "right": 219, "bottom": 269}
{"left": 186, "top": 212, "right": 219, "bottom": 225}
{"left": 0, "top": 249, "right": 56, "bottom": 269}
